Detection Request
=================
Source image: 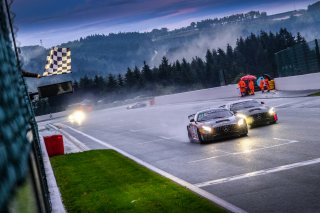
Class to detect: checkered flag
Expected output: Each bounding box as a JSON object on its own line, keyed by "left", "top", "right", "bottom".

{"left": 43, "top": 47, "right": 71, "bottom": 76}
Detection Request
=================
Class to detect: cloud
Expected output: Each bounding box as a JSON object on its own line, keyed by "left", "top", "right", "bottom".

{"left": 13, "top": 0, "right": 317, "bottom": 47}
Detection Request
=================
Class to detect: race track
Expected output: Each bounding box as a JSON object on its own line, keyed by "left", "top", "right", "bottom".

{"left": 41, "top": 91, "right": 320, "bottom": 213}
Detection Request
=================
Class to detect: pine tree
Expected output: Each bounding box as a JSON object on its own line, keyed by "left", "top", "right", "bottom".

{"left": 117, "top": 74, "right": 124, "bottom": 87}
{"left": 93, "top": 75, "right": 105, "bottom": 91}
{"left": 172, "top": 60, "right": 183, "bottom": 85}
{"left": 181, "top": 58, "right": 192, "bottom": 85}
{"left": 133, "top": 66, "right": 144, "bottom": 88}
{"left": 73, "top": 81, "right": 79, "bottom": 91}
{"left": 142, "top": 61, "right": 153, "bottom": 82}
{"left": 107, "top": 74, "right": 118, "bottom": 91}
{"left": 125, "top": 68, "right": 135, "bottom": 88}
{"left": 205, "top": 49, "right": 216, "bottom": 86}
{"left": 158, "top": 56, "right": 171, "bottom": 85}
{"left": 296, "top": 32, "right": 306, "bottom": 43}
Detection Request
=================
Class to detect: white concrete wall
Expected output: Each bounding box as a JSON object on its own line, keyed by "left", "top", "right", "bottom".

{"left": 275, "top": 72, "right": 320, "bottom": 91}
{"left": 154, "top": 84, "right": 238, "bottom": 105}
{"left": 36, "top": 110, "right": 69, "bottom": 122}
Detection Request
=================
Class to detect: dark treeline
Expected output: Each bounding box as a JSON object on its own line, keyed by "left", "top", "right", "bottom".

{"left": 72, "top": 28, "right": 305, "bottom": 103}
{"left": 34, "top": 28, "right": 305, "bottom": 115}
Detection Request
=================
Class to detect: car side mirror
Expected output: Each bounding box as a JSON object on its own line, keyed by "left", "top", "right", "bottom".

{"left": 190, "top": 118, "right": 195, "bottom": 122}
{"left": 261, "top": 101, "right": 265, "bottom": 104}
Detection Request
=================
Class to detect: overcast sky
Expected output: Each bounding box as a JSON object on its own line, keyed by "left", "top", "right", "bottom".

{"left": 12, "top": 0, "right": 317, "bottom": 47}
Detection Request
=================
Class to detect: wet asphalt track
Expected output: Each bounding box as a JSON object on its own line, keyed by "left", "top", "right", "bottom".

{"left": 42, "top": 92, "right": 320, "bottom": 213}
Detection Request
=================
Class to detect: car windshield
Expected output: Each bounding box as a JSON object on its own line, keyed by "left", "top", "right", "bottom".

{"left": 197, "top": 109, "right": 232, "bottom": 122}
{"left": 230, "top": 100, "right": 261, "bottom": 111}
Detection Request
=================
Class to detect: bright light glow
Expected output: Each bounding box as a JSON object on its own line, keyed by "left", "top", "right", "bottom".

{"left": 268, "top": 107, "right": 275, "bottom": 115}
{"left": 238, "top": 138, "right": 255, "bottom": 154}
{"left": 238, "top": 119, "right": 245, "bottom": 126}
{"left": 246, "top": 117, "right": 254, "bottom": 125}
{"left": 201, "top": 126, "right": 212, "bottom": 133}
{"left": 68, "top": 114, "right": 74, "bottom": 123}
{"left": 68, "top": 110, "right": 86, "bottom": 125}
{"left": 237, "top": 113, "right": 247, "bottom": 119}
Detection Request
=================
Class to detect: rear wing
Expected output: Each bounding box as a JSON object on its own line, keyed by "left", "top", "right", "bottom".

{"left": 188, "top": 114, "right": 195, "bottom": 121}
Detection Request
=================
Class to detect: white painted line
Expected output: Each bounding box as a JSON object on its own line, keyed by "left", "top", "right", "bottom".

{"left": 137, "top": 138, "right": 164, "bottom": 145}
{"left": 189, "top": 139, "right": 300, "bottom": 163}
{"left": 159, "top": 136, "right": 172, "bottom": 140}
{"left": 138, "top": 136, "right": 182, "bottom": 145}
{"left": 160, "top": 135, "right": 184, "bottom": 141}
{"left": 129, "top": 127, "right": 154, "bottom": 132}
{"left": 273, "top": 99, "right": 311, "bottom": 108}
{"left": 49, "top": 124, "right": 89, "bottom": 151}
{"left": 215, "top": 149, "right": 233, "bottom": 154}
{"left": 274, "top": 103, "right": 290, "bottom": 108}
{"left": 195, "top": 157, "right": 320, "bottom": 188}
{"left": 273, "top": 138, "right": 298, "bottom": 142}
{"left": 63, "top": 124, "right": 247, "bottom": 213}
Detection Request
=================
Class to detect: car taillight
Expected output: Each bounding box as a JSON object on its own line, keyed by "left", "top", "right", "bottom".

{"left": 274, "top": 114, "right": 278, "bottom": 121}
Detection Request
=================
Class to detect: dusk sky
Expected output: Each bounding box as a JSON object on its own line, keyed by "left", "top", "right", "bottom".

{"left": 12, "top": 0, "right": 317, "bottom": 47}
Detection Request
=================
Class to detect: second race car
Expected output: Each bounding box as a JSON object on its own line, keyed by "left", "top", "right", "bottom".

{"left": 223, "top": 99, "right": 278, "bottom": 127}
{"left": 187, "top": 108, "right": 248, "bottom": 143}
{"left": 126, "top": 102, "right": 147, "bottom": 110}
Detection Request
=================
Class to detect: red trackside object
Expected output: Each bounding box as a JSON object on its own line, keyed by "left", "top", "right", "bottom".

{"left": 43, "top": 135, "right": 64, "bottom": 157}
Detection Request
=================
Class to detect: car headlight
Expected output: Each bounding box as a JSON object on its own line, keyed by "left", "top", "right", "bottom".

{"left": 236, "top": 113, "right": 247, "bottom": 119}
{"left": 238, "top": 119, "right": 245, "bottom": 126}
{"left": 68, "top": 114, "right": 73, "bottom": 122}
{"left": 268, "top": 107, "right": 275, "bottom": 115}
{"left": 69, "top": 110, "right": 86, "bottom": 125}
{"left": 201, "top": 125, "right": 212, "bottom": 133}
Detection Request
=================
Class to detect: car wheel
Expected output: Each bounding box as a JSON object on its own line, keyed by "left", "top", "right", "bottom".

{"left": 187, "top": 127, "right": 194, "bottom": 143}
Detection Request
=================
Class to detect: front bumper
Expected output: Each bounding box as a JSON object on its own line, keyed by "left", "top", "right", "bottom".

{"left": 247, "top": 112, "right": 277, "bottom": 126}
{"left": 200, "top": 124, "right": 247, "bottom": 141}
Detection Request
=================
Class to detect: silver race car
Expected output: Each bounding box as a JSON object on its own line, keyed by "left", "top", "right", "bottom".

{"left": 126, "top": 102, "right": 147, "bottom": 110}
{"left": 187, "top": 108, "right": 248, "bottom": 143}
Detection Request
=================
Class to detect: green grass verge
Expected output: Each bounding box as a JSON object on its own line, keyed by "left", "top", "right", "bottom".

{"left": 51, "top": 150, "right": 226, "bottom": 213}
{"left": 309, "top": 91, "right": 320, "bottom": 96}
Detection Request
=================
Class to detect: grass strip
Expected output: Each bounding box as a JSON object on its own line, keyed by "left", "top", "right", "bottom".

{"left": 308, "top": 91, "right": 320, "bottom": 96}
{"left": 51, "top": 150, "right": 226, "bottom": 212}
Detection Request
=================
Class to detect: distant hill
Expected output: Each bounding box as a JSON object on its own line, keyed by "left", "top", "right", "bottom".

{"left": 21, "top": 1, "right": 320, "bottom": 91}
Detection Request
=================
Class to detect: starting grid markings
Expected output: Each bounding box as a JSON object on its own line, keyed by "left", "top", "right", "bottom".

{"left": 195, "top": 157, "right": 320, "bottom": 187}
{"left": 188, "top": 138, "right": 300, "bottom": 163}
